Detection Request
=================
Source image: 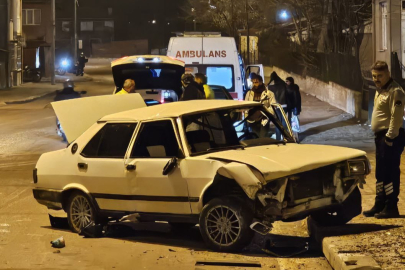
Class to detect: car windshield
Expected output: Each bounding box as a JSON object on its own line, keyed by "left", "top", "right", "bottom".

{"left": 182, "top": 105, "right": 294, "bottom": 155}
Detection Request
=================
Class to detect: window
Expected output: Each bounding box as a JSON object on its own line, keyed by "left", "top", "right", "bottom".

{"left": 81, "top": 21, "right": 93, "bottom": 31}
{"left": 62, "top": 21, "right": 70, "bottom": 32}
{"left": 206, "top": 67, "right": 233, "bottom": 91}
{"left": 81, "top": 123, "right": 137, "bottom": 158}
{"left": 182, "top": 106, "right": 294, "bottom": 155}
{"left": 131, "top": 120, "right": 180, "bottom": 158}
{"left": 380, "top": 2, "right": 388, "bottom": 51}
{"left": 22, "top": 9, "right": 41, "bottom": 25}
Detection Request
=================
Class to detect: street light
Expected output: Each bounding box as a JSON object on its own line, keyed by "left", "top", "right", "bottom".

{"left": 279, "top": 10, "right": 289, "bottom": 21}
{"left": 152, "top": 20, "right": 156, "bottom": 24}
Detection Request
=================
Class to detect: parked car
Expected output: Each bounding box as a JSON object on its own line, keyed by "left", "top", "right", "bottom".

{"left": 209, "top": 85, "right": 234, "bottom": 100}
{"left": 33, "top": 98, "right": 370, "bottom": 252}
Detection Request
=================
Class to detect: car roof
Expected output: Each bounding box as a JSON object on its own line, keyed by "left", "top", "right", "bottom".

{"left": 100, "top": 100, "right": 260, "bottom": 122}
{"left": 111, "top": 55, "right": 185, "bottom": 67}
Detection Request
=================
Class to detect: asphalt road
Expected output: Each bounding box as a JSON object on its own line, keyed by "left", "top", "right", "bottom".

{"left": 0, "top": 62, "right": 332, "bottom": 270}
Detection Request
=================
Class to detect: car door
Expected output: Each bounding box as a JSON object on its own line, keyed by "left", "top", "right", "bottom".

{"left": 125, "top": 119, "right": 191, "bottom": 214}
{"left": 77, "top": 122, "right": 139, "bottom": 212}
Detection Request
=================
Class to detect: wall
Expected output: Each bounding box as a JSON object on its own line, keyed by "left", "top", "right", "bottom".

{"left": 272, "top": 66, "right": 363, "bottom": 118}
{"left": 91, "top": 40, "right": 148, "bottom": 58}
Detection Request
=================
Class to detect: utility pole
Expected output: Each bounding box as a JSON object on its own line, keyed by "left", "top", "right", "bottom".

{"left": 51, "top": 0, "right": 55, "bottom": 85}
{"left": 74, "top": 0, "right": 77, "bottom": 62}
{"left": 246, "top": 0, "right": 250, "bottom": 65}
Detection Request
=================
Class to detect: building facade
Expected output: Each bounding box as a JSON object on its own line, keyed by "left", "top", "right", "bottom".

{"left": 0, "top": 0, "right": 23, "bottom": 89}
{"left": 373, "top": 0, "right": 405, "bottom": 78}
{"left": 55, "top": 0, "right": 114, "bottom": 59}
{"left": 22, "top": 0, "right": 53, "bottom": 78}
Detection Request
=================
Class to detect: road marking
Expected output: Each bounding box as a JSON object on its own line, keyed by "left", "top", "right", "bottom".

{"left": 0, "top": 224, "right": 10, "bottom": 227}
{"left": 0, "top": 229, "right": 10, "bottom": 233}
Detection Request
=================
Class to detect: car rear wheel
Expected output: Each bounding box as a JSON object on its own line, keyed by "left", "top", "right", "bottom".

{"left": 309, "top": 186, "right": 362, "bottom": 226}
{"left": 67, "top": 192, "right": 97, "bottom": 233}
{"left": 199, "top": 196, "right": 254, "bottom": 252}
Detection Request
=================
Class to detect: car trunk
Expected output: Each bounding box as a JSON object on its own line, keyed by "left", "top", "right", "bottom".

{"left": 112, "top": 63, "right": 185, "bottom": 97}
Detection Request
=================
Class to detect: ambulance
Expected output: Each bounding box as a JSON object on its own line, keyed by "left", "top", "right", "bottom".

{"left": 167, "top": 37, "right": 264, "bottom": 100}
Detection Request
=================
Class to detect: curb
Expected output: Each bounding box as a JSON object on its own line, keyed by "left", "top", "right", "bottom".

{"left": 307, "top": 217, "right": 382, "bottom": 270}
{"left": 4, "top": 90, "right": 57, "bottom": 105}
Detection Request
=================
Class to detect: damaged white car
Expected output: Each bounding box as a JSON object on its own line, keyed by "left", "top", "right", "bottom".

{"left": 33, "top": 96, "right": 370, "bottom": 252}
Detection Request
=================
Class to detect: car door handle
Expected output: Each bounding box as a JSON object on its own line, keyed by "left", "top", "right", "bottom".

{"left": 78, "top": 163, "right": 88, "bottom": 170}
{"left": 126, "top": 164, "right": 136, "bottom": 171}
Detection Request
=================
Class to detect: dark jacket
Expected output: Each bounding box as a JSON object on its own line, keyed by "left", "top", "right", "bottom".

{"left": 268, "top": 72, "right": 287, "bottom": 105}
{"left": 180, "top": 81, "right": 206, "bottom": 101}
{"left": 286, "top": 77, "right": 302, "bottom": 115}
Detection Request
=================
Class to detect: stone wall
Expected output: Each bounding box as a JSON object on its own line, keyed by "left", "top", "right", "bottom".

{"left": 271, "top": 66, "right": 363, "bottom": 118}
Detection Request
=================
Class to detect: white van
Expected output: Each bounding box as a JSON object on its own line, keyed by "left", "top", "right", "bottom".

{"left": 167, "top": 37, "right": 264, "bottom": 100}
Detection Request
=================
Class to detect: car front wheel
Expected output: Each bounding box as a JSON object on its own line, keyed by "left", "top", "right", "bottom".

{"left": 309, "top": 186, "right": 362, "bottom": 226}
{"left": 199, "top": 196, "right": 254, "bottom": 252}
{"left": 67, "top": 192, "right": 97, "bottom": 233}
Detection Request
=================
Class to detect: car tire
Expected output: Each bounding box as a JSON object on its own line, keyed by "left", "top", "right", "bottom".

{"left": 199, "top": 196, "right": 254, "bottom": 252}
{"left": 309, "top": 186, "right": 362, "bottom": 226}
{"left": 49, "top": 214, "right": 69, "bottom": 229}
{"left": 67, "top": 191, "right": 97, "bottom": 233}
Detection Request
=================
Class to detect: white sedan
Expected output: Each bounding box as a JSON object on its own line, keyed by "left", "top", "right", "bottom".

{"left": 33, "top": 96, "right": 370, "bottom": 252}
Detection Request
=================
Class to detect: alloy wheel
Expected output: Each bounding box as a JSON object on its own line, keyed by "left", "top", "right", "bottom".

{"left": 70, "top": 195, "right": 92, "bottom": 231}
{"left": 205, "top": 205, "right": 241, "bottom": 246}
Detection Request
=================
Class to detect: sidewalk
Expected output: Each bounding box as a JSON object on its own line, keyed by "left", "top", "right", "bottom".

{"left": 297, "top": 94, "right": 404, "bottom": 269}
{"left": 0, "top": 82, "right": 61, "bottom": 105}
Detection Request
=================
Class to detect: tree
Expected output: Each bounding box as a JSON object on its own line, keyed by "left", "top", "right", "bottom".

{"left": 185, "top": 0, "right": 271, "bottom": 38}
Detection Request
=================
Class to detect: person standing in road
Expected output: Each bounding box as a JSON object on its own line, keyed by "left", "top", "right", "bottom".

{"left": 363, "top": 61, "right": 405, "bottom": 219}
{"left": 180, "top": 73, "right": 206, "bottom": 101}
{"left": 268, "top": 71, "right": 289, "bottom": 139}
{"left": 286, "top": 77, "right": 302, "bottom": 120}
{"left": 244, "top": 75, "right": 276, "bottom": 137}
{"left": 268, "top": 71, "right": 288, "bottom": 111}
{"left": 115, "top": 79, "right": 135, "bottom": 95}
{"left": 195, "top": 73, "right": 215, "bottom": 99}
{"left": 76, "top": 52, "right": 88, "bottom": 76}
{"left": 245, "top": 74, "right": 276, "bottom": 110}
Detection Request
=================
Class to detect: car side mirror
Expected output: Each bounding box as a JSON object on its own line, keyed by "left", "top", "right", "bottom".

{"left": 163, "top": 157, "right": 178, "bottom": 176}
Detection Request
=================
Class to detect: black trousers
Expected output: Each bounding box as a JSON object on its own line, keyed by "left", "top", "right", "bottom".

{"left": 375, "top": 129, "right": 405, "bottom": 204}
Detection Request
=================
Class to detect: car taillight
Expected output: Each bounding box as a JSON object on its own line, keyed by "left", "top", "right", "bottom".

{"left": 33, "top": 168, "right": 38, "bottom": 184}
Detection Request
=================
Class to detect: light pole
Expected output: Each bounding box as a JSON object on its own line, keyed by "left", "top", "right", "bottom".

{"left": 246, "top": 0, "right": 249, "bottom": 65}
{"left": 74, "top": 0, "right": 77, "bottom": 62}
{"left": 51, "top": 0, "right": 55, "bottom": 85}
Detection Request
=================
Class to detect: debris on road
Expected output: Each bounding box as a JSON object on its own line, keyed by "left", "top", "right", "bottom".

{"left": 50, "top": 236, "right": 65, "bottom": 248}
{"left": 169, "top": 249, "right": 176, "bottom": 252}
{"left": 53, "top": 250, "right": 61, "bottom": 254}
{"left": 79, "top": 222, "right": 104, "bottom": 238}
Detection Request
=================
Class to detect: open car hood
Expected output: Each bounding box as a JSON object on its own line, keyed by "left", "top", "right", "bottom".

{"left": 52, "top": 94, "right": 146, "bottom": 143}
{"left": 112, "top": 63, "right": 185, "bottom": 93}
{"left": 207, "top": 144, "right": 366, "bottom": 181}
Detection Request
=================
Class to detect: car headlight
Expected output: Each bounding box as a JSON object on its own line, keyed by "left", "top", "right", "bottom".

{"left": 347, "top": 160, "right": 366, "bottom": 176}
{"left": 61, "top": 59, "right": 68, "bottom": 67}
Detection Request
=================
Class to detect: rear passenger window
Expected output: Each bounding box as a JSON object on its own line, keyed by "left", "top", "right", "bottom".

{"left": 81, "top": 123, "right": 137, "bottom": 158}
{"left": 131, "top": 120, "right": 180, "bottom": 158}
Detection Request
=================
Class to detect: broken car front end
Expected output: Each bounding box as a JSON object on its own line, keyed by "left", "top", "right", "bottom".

{"left": 255, "top": 157, "right": 371, "bottom": 223}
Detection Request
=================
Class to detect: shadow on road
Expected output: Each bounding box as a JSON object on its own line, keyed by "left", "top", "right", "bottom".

{"left": 300, "top": 118, "right": 357, "bottom": 141}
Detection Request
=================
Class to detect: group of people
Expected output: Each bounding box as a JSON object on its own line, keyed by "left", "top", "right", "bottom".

{"left": 245, "top": 71, "right": 302, "bottom": 122}
{"left": 115, "top": 73, "right": 215, "bottom": 101}
{"left": 178, "top": 73, "right": 215, "bottom": 101}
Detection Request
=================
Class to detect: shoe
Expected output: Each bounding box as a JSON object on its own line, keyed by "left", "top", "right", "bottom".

{"left": 374, "top": 204, "right": 400, "bottom": 219}
{"left": 363, "top": 203, "right": 385, "bottom": 217}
